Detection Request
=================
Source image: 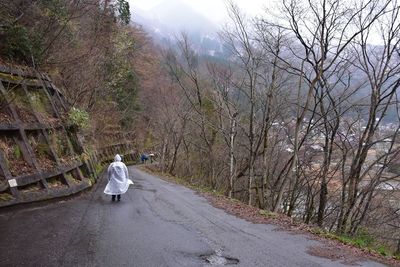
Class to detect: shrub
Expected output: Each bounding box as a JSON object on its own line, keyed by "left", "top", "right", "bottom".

{"left": 68, "top": 107, "right": 89, "bottom": 130}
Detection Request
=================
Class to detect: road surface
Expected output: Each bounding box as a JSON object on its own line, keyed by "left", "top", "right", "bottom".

{"left": 0, "top": 167, "right": 386, "bottom": 266}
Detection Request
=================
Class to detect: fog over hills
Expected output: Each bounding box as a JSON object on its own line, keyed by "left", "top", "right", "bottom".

{"left": 148, "top": 0, "right": 216, "bottom": 32}
{"left": 131, "top": 0, "right": 398, "bottom": 123}
{"left": 132, "top": 0, "right": 223, "bottom": 55}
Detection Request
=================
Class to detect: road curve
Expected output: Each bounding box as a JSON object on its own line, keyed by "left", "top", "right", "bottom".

{"left": 0, "top": 166, "right": 386, "bottom": 267}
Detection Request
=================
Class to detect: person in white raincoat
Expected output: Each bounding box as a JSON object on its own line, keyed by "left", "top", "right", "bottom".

{"left": 104, "top": 154, "right": 133, "bottom": 201}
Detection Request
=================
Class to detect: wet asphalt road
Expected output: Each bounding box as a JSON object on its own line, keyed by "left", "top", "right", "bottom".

{"left": 0, "top": 167, "right": 386, "bottom": 267}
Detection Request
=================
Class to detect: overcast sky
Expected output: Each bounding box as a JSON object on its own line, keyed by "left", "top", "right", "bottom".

{"left": 129, "top": 0, "right": 269, "bottom": 23}
{"left": 128, "top": 0, "right": 386, "bottom": 45}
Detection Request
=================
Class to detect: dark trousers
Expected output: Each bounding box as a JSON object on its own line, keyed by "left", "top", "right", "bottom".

{"left": 112, "top": 194, "right": 121, "bottom": 201}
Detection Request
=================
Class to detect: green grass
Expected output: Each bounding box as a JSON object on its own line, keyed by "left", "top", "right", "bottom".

{"left": 0, "top": 192, "right": 14, "bottom": 201}
{"left": 88, "top": 176, "right": 96, "bottom": 186}
{"left": 95, "top": 163, "right": 105, "bottom": 176}
{"left": 13, "top": 145, "right": 21, "bottom": 159}
{"left": 310, "top": 228, "right": 393, "bottom": 258}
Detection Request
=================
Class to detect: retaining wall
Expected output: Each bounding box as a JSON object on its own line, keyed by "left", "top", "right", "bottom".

{"left": 0, "top": 64, "right": 137, "bottom": 207}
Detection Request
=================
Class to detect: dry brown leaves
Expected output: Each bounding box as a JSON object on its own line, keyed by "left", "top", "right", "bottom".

{"left": 0, "top": 138, "right": 10, "bottom": 153}
{"left": 15, "top": 106, "right": 36, "bottom": 123}
{"left": 9, "top": 160, "right": 35, "bottom": 177}
{"left": 36, "top": 113, "right": 61, "bottom": 126}
{"left": 0, "top": 111, "right": 12, "bottom": 124}
{"left": 307, "top": 245, "right": 364, "bottom": 266}
{"left": 37, "top": 156, "right": 56, "bottom": 171}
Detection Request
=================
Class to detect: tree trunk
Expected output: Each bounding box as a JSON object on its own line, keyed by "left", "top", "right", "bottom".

{"left": 229, "top": 115, "right": 236, "bottom": 198}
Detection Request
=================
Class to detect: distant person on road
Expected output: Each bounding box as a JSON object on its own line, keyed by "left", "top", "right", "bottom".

{"left": 140, "top": 153, "right": 149, "bottom": 164}
{"left": 104, "top": 154, "right": 133, "bottom": 201}
{"left": 149, "top": 153, "right": 155, "bottom": 163}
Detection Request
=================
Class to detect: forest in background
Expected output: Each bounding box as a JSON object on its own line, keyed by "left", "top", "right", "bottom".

{"left": 0, "top": 0, "right": 146, "bottom": 142}
{"left": 1, "top": 0, "right": 400, "bottom": 257}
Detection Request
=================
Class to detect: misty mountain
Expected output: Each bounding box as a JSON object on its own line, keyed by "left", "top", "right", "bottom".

{"left": 132, "top": 2, "right": 398, "bottom": 122}
{"left": 148, "top": 0, "right": 216, "bottom": 33}
{"left": 132, "top": 0, "right": 224, "bottom": 56}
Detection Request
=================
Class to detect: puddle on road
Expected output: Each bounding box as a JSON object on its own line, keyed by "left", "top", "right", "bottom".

{"left": 200, "top": 249, "right": 239, "bottom": 265}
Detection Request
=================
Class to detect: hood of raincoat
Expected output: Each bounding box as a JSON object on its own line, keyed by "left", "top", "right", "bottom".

{"left": 114, "top": 154, "right": 122, "bottom": 162}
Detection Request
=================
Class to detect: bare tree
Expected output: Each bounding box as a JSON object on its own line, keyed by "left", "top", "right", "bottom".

{"left": 207, "top": 62, "right": 239, "bottom": 197}
{"left": 256, "top": 0, "right": 392, "bottom": 216}
{"left": 221, "top": 1, "right": 269, "bottom": 205}
{"left": 164, "top": 33, "right": 222, "bottom": 187}
{"left": 336, "top": 0, "right": 400, "bottom": 234}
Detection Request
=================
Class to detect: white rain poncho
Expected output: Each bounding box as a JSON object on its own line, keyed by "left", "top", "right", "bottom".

{"left": 104, "top": 154, "right": 133, "bottom": 195}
